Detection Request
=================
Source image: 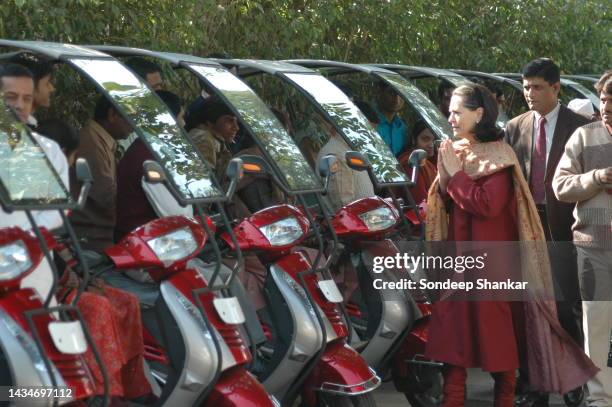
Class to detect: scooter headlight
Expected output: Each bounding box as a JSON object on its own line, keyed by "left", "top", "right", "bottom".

{"left": 147, "top": 227, "right": 198, "bottom": 266}
{"left": 0, "top": 241, "right": 32, "bottom": 281}
{"left": 259, "top": 217, "right": 303, "bottom": 246}
{"left": 359, "top": 206, "right": 397, "bottom": 232}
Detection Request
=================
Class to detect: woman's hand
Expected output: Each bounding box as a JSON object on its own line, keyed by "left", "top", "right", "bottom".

{"left": 438, "top": 148, "right": 450, "bottom": 192}
{"left": 439, "top": 140, "right": 462, "bottom": 177}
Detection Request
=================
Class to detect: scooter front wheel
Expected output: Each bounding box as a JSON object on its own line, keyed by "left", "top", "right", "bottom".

{"left": 319, "top": 393, "right": 377, "bottom": 407}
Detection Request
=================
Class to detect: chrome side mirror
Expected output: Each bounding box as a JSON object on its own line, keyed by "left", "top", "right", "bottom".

{"left": 407, "top": 149, "right": 427, "bottom": 184}
{"left": 75, "top": 158, "right": 92, "bottom": 209}
{"left": 224, "top": 158, "right": 244, "bottom": 200}
{"left": 317, "top": 154, "right": 339, "bottom": 193}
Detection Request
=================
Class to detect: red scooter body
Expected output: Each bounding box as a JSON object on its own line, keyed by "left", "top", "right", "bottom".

{"left": 105, "top": 215, "right": 274, "bottom": 407}
{"left": 224, "top": 204, "right": 380, "bottom": 406}
{"left": 0, "top": 227, "right": 95, "bottom": 401}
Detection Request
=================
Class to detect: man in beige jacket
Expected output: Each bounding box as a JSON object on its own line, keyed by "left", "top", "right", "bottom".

{"left": 553, "top": 71, "right": 612, "bottom": 407}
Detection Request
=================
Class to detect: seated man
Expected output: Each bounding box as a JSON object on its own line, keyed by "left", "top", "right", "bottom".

{"left": 115, "top": 90, "right": 188, "bottom": 241}
{"left": 125, "top": 57, "right": 164, "bottom": 90}
{"left": 71, "top": 96, "right": 133, "bottom": 252}
{"left": 185, "top": 95, "right": 239, "bottom": 179}
{"left": 8, "top": 52, "right": 56, "bottom": 128}
{"left": 374, "top": 82, "right": 407, "bottom": 156}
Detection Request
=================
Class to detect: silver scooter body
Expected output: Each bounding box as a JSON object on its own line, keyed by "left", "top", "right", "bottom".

{"left": 0, "top": 309, "right": 72, "bottom": 407}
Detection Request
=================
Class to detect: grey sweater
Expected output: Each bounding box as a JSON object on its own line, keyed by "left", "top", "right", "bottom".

{"left": 553, "top": 121, "right": 612, "bottom": 249}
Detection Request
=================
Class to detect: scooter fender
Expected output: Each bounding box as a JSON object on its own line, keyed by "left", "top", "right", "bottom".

{"left": 357, "top": 242, "right": 416, "bottom": 368}
{"left": 0, "top": 294, "right": 74, "bottom": 406}
{"left": 302, "top": 341, "right": 380, "bottom": 406}
{"left": 203, "top": 367, "right": 278, "bottom": 407}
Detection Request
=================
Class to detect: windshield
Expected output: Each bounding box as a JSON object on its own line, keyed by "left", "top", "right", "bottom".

{"left": 284, "top": 73, "right": 408, "bottom": 185}
{"left": 377, "top": 72, "right": 452, "bottom": 140}
{"left": 187, "top": 64, "right": 320, "bottom": 192}
{"left": 69, "top": 58, "right": 222, "bottom": 201}
{"left": 0, "top": 104, "right": 72, "bottom": 207}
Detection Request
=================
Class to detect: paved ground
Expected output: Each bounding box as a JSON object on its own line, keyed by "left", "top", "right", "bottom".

{"left": 373, "top": 369, "right": 570, "bottom": 406}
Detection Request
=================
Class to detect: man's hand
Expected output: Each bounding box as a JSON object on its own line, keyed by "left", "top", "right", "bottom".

{"left": 595, "top": 167, "right": 612, "bottom": 185}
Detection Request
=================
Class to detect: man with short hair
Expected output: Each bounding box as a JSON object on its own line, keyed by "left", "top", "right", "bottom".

{"left": 553, "top": 71, "right": 612, "bottom": 407}
{"left": 71, "top": 96, "right": 133, "bottom": 251}
{"left": 9, "top": 52, "right": 55, "bottom": 126}
{"left": 186, "top": 96, "right": 239, "bottom": 178}
{"left": 124, "top": 57, "right": 164, "bottom": 90}
{"left": 0, "top": 63, "right": 68, "bottom": 198}
{"left": 505, "top": 58, "right": 591, "bottom": 406}
{"left": 375, "top": 81, "right": 407, "bottom": 156}
{"left": 0, "top": 63, "right": 68, "bottom": 304}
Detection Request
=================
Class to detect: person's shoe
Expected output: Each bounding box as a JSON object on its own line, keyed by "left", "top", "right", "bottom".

{"left": 514, "top": 392, "right": 549, "bottom": 407}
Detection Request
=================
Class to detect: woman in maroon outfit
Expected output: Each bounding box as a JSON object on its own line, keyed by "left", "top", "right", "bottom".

{"left": 424, "top": 84, "right": 597, "bottom": 406}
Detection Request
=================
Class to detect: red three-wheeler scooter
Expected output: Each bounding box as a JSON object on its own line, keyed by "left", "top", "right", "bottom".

{"left": 0, "top": 39, "right": 278, "bottom": 407}
{"left": 0, "top": 98, "right": 108, "bottom": 406}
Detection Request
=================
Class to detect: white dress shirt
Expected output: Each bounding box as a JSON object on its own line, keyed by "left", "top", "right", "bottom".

{"left": 533, "top": 102, "right": 561, "bottom": 166}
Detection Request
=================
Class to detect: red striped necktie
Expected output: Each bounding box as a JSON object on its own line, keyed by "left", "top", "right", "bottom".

{"left": 530, "top": 116, "right": 547, "bottom": 204}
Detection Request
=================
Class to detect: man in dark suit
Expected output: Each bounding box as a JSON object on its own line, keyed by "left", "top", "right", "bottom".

{"left": 505, "top": 58, "right": 591, "bottom": 407}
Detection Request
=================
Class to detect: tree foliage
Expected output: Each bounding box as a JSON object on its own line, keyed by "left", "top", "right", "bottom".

{"left": 0, "top": 0, "right": 609, "bottom": 74}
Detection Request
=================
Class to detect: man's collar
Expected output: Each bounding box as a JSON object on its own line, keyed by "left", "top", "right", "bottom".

{"left": 27, "top": 115, "right": 38, "bottom": 128}
{"left": 533, "top": 102, "right": 560, "bottom": 123}
{"left": 89, "top": 120, "right": 117, "bottom": 149}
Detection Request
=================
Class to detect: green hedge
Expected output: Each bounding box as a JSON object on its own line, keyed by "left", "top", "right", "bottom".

{"left": 1, "top": 0, "right": 609, "bottom": 74}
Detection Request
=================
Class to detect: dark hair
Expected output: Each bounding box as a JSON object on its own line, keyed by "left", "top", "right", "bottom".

{"left": 594, "top": 70, "right": 612, "bottom": 95}
{"left": 37, "top": 118, "right": 79, "bottom": 153}
{"left": 0, "top": 63, "right": 34, "bottom": 84}
{"left": 354, "top": 100, "right": 380, "bottom": 124}
{"left": 155, "top": 90, "right": 182, "bottom": 116}
{"left": 407, "top": 120, "right": 431, "bottom": 149}
{"left": 124, "top": 57, "right": 161, "bottom": 79}
{"left": 185, "top": 95, "right": 234, "bottom": 131}
{"left": 521, "top": 58, "right": 560, "bottom": 85}
{"left": 93, "top": 95, "right": 117, "bottom": 121}
{"left": 489, "top": 84, "right": 503, "bottom": 98}
{"left": 8, "top": 53, "right": 54, "bottom": 85}
{"left": 452, "top": 84, "right": 503, "bottom": 142}
{"left": 437, "top": 81, "right": 455, "bottom": 98}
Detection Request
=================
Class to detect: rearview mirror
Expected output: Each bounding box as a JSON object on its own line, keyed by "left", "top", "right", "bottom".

{"left": 345, "top": 151, "right": 371, "bottom": 172}
{"left": 407, "top": 149, "right": 427, "bottom": 184}
{"left": 224, "top": 158, "right": 244, "bottom": 200}
{"left": 75, "top": 158, "right": 92, "bottom": 209}
{"left": 317, "top": 154, "right": 339, "bottom": 194}
{"left": 143, "top": 160, "right": 167, "bottom": 184}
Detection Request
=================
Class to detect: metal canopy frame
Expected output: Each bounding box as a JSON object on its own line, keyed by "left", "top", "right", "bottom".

{"left": 86, "top": 45, "right": 223, "bottom": 68}
{"left": 284, "top": 59, "right": 452, "bottom": 140}
{"left": 0, "top": 39, "right": 226, "bottom": 205}
{"left": 87, "top": 49, "right": 325, "bottom": 194}
{"left": 372, "top": 64, "right": 469, "bottom": 81}
{"left": 221, "top": 58, "right": 412, "bottom": 188}
{"left": 449, "top": 69, "right": 523, "bottom": 91}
